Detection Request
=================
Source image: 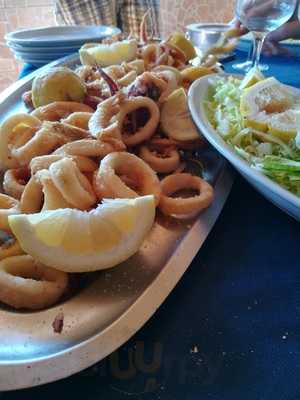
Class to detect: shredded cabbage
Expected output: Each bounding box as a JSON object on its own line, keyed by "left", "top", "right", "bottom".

{"left": 206, "top": 77, "right": 300, "bottom": 197}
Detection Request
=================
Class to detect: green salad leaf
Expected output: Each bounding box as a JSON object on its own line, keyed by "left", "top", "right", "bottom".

{"left": 206, "top": 76, "right": 300, "bottom": 197}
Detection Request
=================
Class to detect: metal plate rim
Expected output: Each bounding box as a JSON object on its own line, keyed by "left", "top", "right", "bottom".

{"left": 0, "top": 166, "right": 233, "bottom": 391}
{"left": 0, "top": 55, "right": 234, "bottom": 390}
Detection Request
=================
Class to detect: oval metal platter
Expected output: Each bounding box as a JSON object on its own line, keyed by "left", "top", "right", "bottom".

{"left": 0, "top": 54, "right": 234, "bottom": 391}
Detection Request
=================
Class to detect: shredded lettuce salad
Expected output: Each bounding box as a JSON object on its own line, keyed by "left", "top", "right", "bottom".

{"left": 205, "top": 76, "right": 300, "bottom": 197}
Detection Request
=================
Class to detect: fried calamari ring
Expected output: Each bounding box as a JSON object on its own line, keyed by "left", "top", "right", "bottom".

{"left": 154, "top": 70, "right": 179, "bottom": 102}
{"left": 36, "top": 169, "right": 74, "bottom": 211}
{"left": 161, "top": 42, "right": 187, "bottom": 65}
{"left": 99, "top": 65, "right": 123, "bottom": 84}
{"left": 0, "top": 194, "right": 20, "bottom": 232}
{"left": 0, "top": 255, "right": 68, "bottom": 310}
{"left": 0, "top": 237, "right": 24, "bottom": 261}
{"left": 139, "top": 31, "right": 186, "bottom": 68}
{"left": 3, "top": 167, "right": 30, "bottom": 199}
{"left": 49, "top": 158, "right": 97, "bottom": 210}
{"left": 128, "top": 71, "right": 169, "bottom": 103}
{"left": 0, "top": 113, "right": 41, "bottom": 169}
{"left": 152, "top": 65, "right": 182, "bottom": 84}
{"left": 139, "top": 141, "right": 180, "bottom": 174}
{"left": 159, "top": 173, "right": 214, "bottom": 218}
{"left": 88, "top": 93, "right": 125, "bottom": 142}
{"left": 31, "top": 101, "right": 93, "bottom": 121}
{"left": 94, "top": 152, "right": 161, "bottom": 205}
{"left": 54, "top": 138, "right": 125, "bottom": 158}
{"left": 89, "top": 93, "right": 159, "bottom": 146}
{"left": 118, "top": 70, "right": 137, "bottom": 87}
{"left": 105, "top": 65, "right": 137, "bottom": 87}
{"left": 30, "top": 154, "right": 97, "bottom": 174}
{"left": 123, "top": 59, "right": 145, "bottom": 75}
{"left": 11, "top": 121, "right": 90, "bottom": 166}
{"left": 140, "top": 43, "right": 159, "bottom": 67}
{"left": 20, "top": 176, "right": 43, "bottom": 213}
{"left": 85, "top": 79, "right": 109, "bottom": 99}
{"left": 10, "top": 123, "right": 62, "bottom": 166}
{"left": 20, "top": 166, "right": 76, "bottom": 213}
{"left": 76, "top": 65, "right": 101, "bottom": 82}
{"left": 119, "top": 96, "right": 160, "bottom": 146}
{"left": 144, "top": 42, "right": 186, "bottom": 69}
{"left": 61, "top": 112, "right": 93, "bottom": 130}
{"left": 44, "top": 121, "right": 90, "bottom": 141}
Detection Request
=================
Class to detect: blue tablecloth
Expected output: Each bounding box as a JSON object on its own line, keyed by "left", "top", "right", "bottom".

{"left": 225, "top": 50, "right": 300, "bottom": 88}
{"left": 5, "top": 52, "right": 300, "bottom": 400}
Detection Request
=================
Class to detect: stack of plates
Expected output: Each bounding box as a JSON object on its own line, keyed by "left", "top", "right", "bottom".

{"left": 5, "top": 25, "right": 121, "bottom": 67}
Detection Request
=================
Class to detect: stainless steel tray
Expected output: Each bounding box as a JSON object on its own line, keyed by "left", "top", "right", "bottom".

{"left": 0, "top": 54, "right": 234, "bottom": 391}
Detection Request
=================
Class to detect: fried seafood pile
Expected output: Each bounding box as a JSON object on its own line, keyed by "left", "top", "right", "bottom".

{"left": 0, "top": 30, "right": 216, "bottom": 311}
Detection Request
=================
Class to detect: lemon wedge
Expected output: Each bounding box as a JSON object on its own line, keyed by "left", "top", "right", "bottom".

{"left": 239, "top": 66, "right": 265, "bottom": 89}
{"left": 168, "top": 32, "right": 196, "bottom": 61}
{"left": 160, "top": 88, "right": 199, "bottom": 141}
{"left": 79, "top": 39, "right": 138, "bottom": 67}
{"left": 240, "top": 77, "right": 300, "bottom": 140}
{"left": 180, "top": 66, "right": 214, "bottom": 83}
{"left": 9, "top": 196, "right": 155, "bottom": 272}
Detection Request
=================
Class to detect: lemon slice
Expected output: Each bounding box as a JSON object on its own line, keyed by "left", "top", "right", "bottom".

{"left": 168, "top": 32, "right": 196, "bottom": 61}
{"left": 9, "top": 196, "right": 155, "bottom": 272}
{"left": 268, "top": 109, "right": 300, "bottom": 141}
{"left": 32, "top": 67, "right": 86, "bottom": 108}
{"left": 239, "top": 66, "right": 265, "bottom": 89}
{"left": 240, "top": 77, "right": 300, "bottom": 139}
{"left": 161, "top": 88, "right": 199, "bottom": 141}
{"left": 79, "top": 39, "right": 138, "bottom": 67}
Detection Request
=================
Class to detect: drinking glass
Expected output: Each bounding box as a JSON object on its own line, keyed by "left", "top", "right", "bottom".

{"left": 235, "top": 0, "right": 298, "bottom": 70}
{"left": 232, "top": 36, "right": 269, "bottom": 71}
{"left": 232, "top": 39, "right": 254, "bottom": 72}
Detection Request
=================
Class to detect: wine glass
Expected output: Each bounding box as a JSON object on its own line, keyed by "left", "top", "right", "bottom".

{"left": 233, "top": 37, "right": 270, "bottom": 71}
{"left": 235, "top": 0, "right": 298, "bottom": 70}
{"left": 232, "top": 34, "right": 269, "bottom": 71}
{"left": 232, "top": 39, "right": 254, "bottom": 72}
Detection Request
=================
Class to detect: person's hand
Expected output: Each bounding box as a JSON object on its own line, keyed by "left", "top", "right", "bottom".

{"left": 258, "top": 1, "right": 300, "bottom": 56}
{"left": 231, "top": 1, "right": 300, "bottom": 56}
{"left": 229, "top": 17, "right": 248, "bottom": 36}
{"left": 264, "top": 19, "right": 300, "bottom": 56}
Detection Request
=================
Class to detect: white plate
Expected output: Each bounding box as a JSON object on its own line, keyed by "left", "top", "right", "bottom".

{"left": 0, "top": 54, "right": 234, "bottom": 391}
{"left": 5, "top": 25, "right": 121, "bottom": 47}
{"left": 188, "top": 73, "right": 300, "bottom": 221}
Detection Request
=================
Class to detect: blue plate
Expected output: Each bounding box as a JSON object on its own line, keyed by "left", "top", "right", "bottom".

{"left": 5, "top": 25, "right": 121, "bottom": 47}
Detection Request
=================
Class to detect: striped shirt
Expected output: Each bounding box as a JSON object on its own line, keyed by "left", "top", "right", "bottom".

{"left": 55, "top": 0, "right": 161, "bottom": 38}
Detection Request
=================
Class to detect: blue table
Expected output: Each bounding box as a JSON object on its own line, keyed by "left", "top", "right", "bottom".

{"left": 5, "top": 52, "right": 300, "bottom": 400}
